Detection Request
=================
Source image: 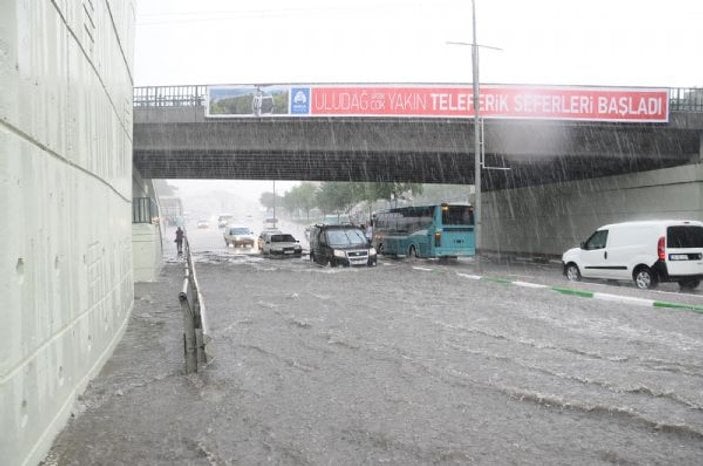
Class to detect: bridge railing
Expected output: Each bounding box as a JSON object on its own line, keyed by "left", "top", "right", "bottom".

{"left": 134, "top": 85, "right": 207, "bottom": 107}
{"left": 133, "top": 85, "right": 703, "bottom": 113}
{"left": 670, "top": 88, "right": 703, "bottom": 112}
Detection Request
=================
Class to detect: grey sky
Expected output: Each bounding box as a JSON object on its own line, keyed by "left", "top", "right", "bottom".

{"left": 135, "top": 0, "right": 703, "bottom": 87}
{"left": 134, "top": 0, "right": 703, "bottom": 205}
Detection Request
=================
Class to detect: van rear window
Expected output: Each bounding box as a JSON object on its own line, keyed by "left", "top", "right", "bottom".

{"left": 667, "top": 226, "right": 703, "bottom": 248}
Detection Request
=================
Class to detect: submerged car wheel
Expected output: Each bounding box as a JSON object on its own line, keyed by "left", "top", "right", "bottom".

{"left": 565, "top": 263, "right": 581, "bottom": 282}
{"left": 407, "top": 245, "right": 418, "bottom": 260}
{"left": 633, "top": 266, "right": 657, "bottom": 290}
{"left": 678, "top": 278, "right": 700, "bottom": 290}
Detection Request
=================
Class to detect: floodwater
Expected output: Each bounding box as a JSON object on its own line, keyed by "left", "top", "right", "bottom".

{"left": 45, "top": 224, "right": 703, "bottom": 465}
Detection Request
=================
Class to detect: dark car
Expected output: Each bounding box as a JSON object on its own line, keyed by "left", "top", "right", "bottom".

{"left": 309, "top": 224, "right": 377, "bottom": 267}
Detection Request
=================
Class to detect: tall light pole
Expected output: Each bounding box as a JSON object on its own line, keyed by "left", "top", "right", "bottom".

{"left": 272, "top": 180, "right": 277, "bottom": 228}
{"left": 447, "top": 0, "right": 501, "bottom": 270}
{"left": 471, "top": 0, "right": 481, "bottom": 269}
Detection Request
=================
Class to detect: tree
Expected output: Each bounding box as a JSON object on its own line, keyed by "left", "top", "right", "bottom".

{"left": 313, "top": 182, "right": 423, "bottom": 219}
{"left": 288, "top": 182, "right": 318, "bottom": 220}
{"left": 315, "top": 182, "right": 356, "bottom": 215}
{"left": 259, "top": 191, "right": 283, "bottom": 212}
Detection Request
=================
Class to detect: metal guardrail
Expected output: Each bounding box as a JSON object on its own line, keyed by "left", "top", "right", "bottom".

{"left": 133, "top": 84, "right": 703, "bottom": 112}
{"left": 178, "top": 236, "right": 213, "bottom": 373}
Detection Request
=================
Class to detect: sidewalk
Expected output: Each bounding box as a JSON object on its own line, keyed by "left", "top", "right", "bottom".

{"left": 42, "top": 263, "right": 217, "bottom": 465}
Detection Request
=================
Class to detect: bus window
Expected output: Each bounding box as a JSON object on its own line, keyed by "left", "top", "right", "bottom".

{"left": 442, "top": 205, "right": 474, "bottom": 225}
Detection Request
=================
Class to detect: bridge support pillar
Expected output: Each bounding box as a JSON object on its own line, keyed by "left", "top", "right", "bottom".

{"left": 482, "top": 164, "right": 703, "bottom": 258}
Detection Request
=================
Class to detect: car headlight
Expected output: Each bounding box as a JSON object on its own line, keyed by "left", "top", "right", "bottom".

{"left": 369, "top": 248, "right": 377, "bottom": 256}
{"left": 333, "top": 249, "right": 346, "bottom": 258}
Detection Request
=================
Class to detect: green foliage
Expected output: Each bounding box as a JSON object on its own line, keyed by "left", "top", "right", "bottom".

{"left": 314, "top": 182, "right": 423, "bottom": 215}
{"left": 259, "top": 191, "right": 283, "bottom": 210}
{"left": 282, "top": 183, "right": 318, "bottom": 219}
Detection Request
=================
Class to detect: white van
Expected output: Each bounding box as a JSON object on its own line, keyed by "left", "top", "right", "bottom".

{"left": 562, "top": 220, "right": 703, "bottom": 290}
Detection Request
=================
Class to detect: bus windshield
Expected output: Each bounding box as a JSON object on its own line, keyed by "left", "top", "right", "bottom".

{"left": 442, "top": 205, "right": 474, "bottom": 225}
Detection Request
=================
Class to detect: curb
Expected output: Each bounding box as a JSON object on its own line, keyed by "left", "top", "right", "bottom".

{"left": 452, "top": 272, "right": 703, "bottom": 315}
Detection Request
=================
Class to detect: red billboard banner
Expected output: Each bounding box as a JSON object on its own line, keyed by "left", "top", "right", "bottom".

{"left": 308, "top": 85, "right": 669, "bottom": 122}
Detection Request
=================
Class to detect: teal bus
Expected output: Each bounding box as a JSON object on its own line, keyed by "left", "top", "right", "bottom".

{"left": 371, "top": 203, "right": 475, "bottom": 259}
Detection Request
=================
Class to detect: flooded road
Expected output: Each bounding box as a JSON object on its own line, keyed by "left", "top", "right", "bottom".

{"left": 46, "top": 224, "right": 703, "bottom": 465}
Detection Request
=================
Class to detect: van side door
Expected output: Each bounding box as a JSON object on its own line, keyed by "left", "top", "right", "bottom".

{"left": 579, "top": 229, "right": 612, "bottom": 278}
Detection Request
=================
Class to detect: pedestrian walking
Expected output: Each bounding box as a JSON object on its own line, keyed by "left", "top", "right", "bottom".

{"left": 175, "top": 227, "right": 184, "bottom": 254}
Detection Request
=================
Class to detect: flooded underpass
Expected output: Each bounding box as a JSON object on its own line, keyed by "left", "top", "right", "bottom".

{"left": 45, "top": 231, "right": 703, "bottom": 465}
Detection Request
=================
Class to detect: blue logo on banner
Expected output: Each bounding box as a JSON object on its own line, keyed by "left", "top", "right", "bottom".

{"left": 290, "top": 87, "right": 310, "bottom": 114}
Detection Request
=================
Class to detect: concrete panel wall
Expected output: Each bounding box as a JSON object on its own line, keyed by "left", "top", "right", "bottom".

{"left": 132, "top": 170, "right": 163, "bottom": 283}
{"left": 132, "top": 224, "right": 163, "bottom": 282}
{"left": 482, "top": 164, "right": 703, "bottom": 257}
{"left": 0, "top": 1, "right": 135, "bottom": 465}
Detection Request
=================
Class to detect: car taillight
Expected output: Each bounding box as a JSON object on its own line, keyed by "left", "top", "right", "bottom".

{"left": 657, "top": 236, "right": 665, "bottom": 261}
{"left": 434, "top": 231, "right": 441, "bottom": 247}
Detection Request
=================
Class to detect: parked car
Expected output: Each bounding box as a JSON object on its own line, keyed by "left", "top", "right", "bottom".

{"left": 257, "top": 228, "right": 282, "bottom": 250}
{"left": 196, "top": 219, "right": 209, "bottom": 229}
{"left": 262, "top": 233, "right": 303, "bottom": 257}
{"left": 562, "top": 220, "right": 703, "bottom": 290}
{"left": 224, "top": 226, "right": 255, "bottom": 248}
{"left": 309, "top": 224, "right": 377, "bottom": 267}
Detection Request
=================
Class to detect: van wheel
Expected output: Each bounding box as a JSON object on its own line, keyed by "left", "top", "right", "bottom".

{"left": 633, "top": 266, "right": 658, "bottom": 289}
{"left": 565, "top": 263, "right": 581, "bottom": 281}
{"left": 678, "top": 278, "right": 700, "bottom": 290}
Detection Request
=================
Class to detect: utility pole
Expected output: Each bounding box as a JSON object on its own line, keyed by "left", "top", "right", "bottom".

{"left": 471, "top": 0, "right": 481, "bottom": 270}
{"left": 272, "top": 180, "right": 277, "bottom": 228}
{"left": 448, "top": 1, "right": 499, "bottom": 270}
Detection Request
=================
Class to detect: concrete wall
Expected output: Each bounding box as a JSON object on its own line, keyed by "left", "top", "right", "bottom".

{"left": 0, "top": 1, "right": 135, "bottom": 465}
{"left": 132, "top": 171, "right": 163, "bottom": 282}
{"left": 482, "top": 163, "right": 703, "bottom": 257}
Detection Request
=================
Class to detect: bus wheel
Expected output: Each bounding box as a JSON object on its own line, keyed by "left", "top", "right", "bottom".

{"left": 408, "top": 245, "right": 418, "bottom": 260}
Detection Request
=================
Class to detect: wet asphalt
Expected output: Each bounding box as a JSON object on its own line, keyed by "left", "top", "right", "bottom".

{"left": 43, "top": 225, "right": 703, "bottom": 465}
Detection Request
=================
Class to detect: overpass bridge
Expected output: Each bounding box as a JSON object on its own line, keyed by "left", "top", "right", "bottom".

{"left": 133, "top": 85, "right": 703, "bottom": 190}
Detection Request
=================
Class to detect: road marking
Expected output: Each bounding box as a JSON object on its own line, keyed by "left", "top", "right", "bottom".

{"left": 593, "top": 292, "right": 654, "bottom": 307}
{"left": 513, "top": 281, "right": 549, "bottom": 289}
{"left": 412, "top": 266, "right": 435, "bottom": 272}
{"left": 455, "top": 272, "right": 703, "bottom": 315}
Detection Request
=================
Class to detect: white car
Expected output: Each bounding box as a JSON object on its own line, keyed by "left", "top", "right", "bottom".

{"left": 562, "top": 220, "right": 703, "bottom": 290}
{"left": 262, "top": 233, "right": 303, "bottom": 257}
{"left": 224, "top": 226, "right": 255, "bottom": 248}
{"left": 257, "top": 228, "right": 282, "bottom": 250}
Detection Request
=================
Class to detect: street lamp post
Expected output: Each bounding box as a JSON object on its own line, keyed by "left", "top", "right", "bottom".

{"left": 447, "top": 0, "right": 499, "bottom": 270}
{"left": 470, "top": 0, "right": 481, "bottom": 270}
